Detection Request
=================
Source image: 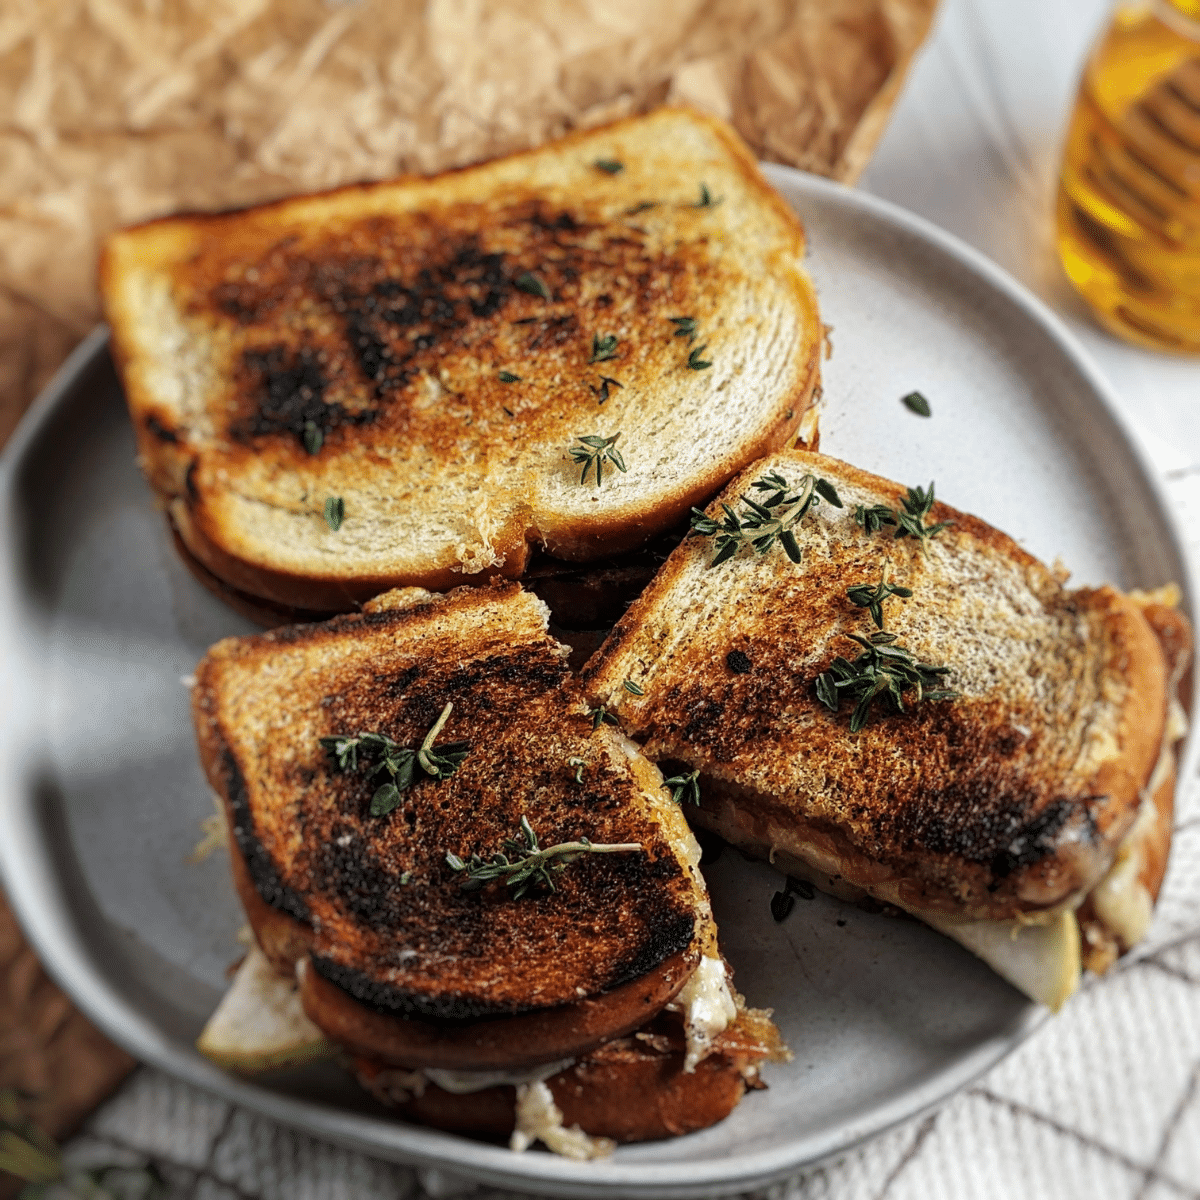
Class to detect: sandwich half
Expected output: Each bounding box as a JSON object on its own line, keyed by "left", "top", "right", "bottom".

{"left": 102, "top": 106, "right": 822, "bottom": 614}
{"left": 581, "top": 450, "right": 1191, "bottom": 1010}
{"left": 192, "top": 581, "right": 784, "bottom": 1153}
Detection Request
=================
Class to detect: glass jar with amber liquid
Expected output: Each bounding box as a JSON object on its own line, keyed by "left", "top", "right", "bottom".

{"left": 1057, "top": 1, "right": 1200, "bottom": 352}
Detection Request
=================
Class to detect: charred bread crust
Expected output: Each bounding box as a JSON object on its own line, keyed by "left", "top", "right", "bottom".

{"left": 103, "top": 106, "right": 823, "bottom": 612}
{"left": 582, "top": 450, "right": 1180, "bottom": 921}
{"left": 353, "top": 1008, "right": 782, "bottom": 1143}
{"left": 192, "top": 582, "right": 708, "bottom": 1029}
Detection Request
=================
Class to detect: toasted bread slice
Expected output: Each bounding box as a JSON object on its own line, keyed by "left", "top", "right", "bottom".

{"left": 103, "top": 107, "right": 822, "bottom": 612}
{"left": 194, "top": 581, "right": 726, "bottom": 1070}
{"left": 581, "top": 451, "right": 1188, "bottom": 967}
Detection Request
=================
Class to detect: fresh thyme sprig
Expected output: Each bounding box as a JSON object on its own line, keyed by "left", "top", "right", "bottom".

{"left": 854, "top": 484, "right": 951, "bottom": 549}
{"left": 814, "top": 582, "right": 957, "bottom": 732}
{"left": 571, "top": 433, "right": 627, "bottom": 485}
{"left": 669, "top": 316, "right": 698, "bottom": 342}
{"left": 853, "top": 503, "right": 898, "bottom": 534}
{"left": 321, "top": 702, "right": 469, "bottom": 816}
{"left": 894, "top": 483, "right": 953, "bottom": 548}
{"left": 663, "top": 768, "right": 700, "bottom": 806}
{"left": 589, "top": 334, "right": 619, "bottom": 363}
{"left": 690, "top": 469, "right": 842, "bottom": 567}
{"left": 446, "top": 815, "right": 642, "bottom": 899}
{"left": 845, "top": 565, "right": 913, "bottom": 629}
{"left": 591, "top": 375, "right": 622, "bottom": 404}
{"left": 687, "top": 344, "right": 712, "bottom": 370}
{"left": 587, "top": 703, "right": 619, "bottom": 730}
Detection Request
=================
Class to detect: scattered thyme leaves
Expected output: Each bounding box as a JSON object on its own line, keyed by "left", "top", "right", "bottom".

{"left": 770, "top": 876, "right": 816, "bottom": 923}
{"left": 321, "top": 702, "right": 469, "bottom": 816}
{"left": 515, "top": 271, "right": 551, "bottom": 300}
{"left": 589, "top": 333, "right": 619, "bottom": 363}
{"left": 902, "top": 391, "right": 932, "bottom": 417}
{"left": 669, "top": 316, "right": 698, "bottom": 343}
{"left": 571, "top": 432, "right": 627, "bottom": 486}
{"left": 623, "top": 679, "right": 645, "bottom": 695}
{"left": 587, "top": 703, "right": 619, "bottom": 731}
{"left": 687, "top": 344, "right": 712, "bottom": 370}
{"left": 814, "top": 582, "right": 957, "bottom": 732}
{"left": 663, "top": 768, "right": 700, "bottom": 806}
{"left": 303, "top": 420, "right": 323, "bottom": 455}
{"left": 446, "top": 814, "right": 642, "bottom": 899}
{"left": 693, "top": 183, "right": 722, "bottom": 208}
{"left": 591, "top": 375, "right": 622, "bottom": 404}
{"left": 690, "top": 469, "right": 841, "bottom": 567}
{"left": 498, "top": 370, "right": 521, "bottom": 383}
{"left": 594, "top": 159, "right": 624, "bottom": 174}
{"left": 568, "top": 756, "right": 586, "bottom": 784}
{"left": 323, "top": 496, "right": 344, "bottom": 531}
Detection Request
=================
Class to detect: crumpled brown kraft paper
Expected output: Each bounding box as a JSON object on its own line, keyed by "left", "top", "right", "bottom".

{"left": 0, "top": 0, "right": 937, "bottom": 445}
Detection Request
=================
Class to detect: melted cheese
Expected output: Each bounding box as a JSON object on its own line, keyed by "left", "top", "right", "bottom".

{"left": 424, "top": 1060, "right": 574, "bottom": 1095}
{"left": 668, "top": 954, "right": 737, "bottom": 1072}
{"left": 510, "top": 1081, "right": 615, "bottom": 1159}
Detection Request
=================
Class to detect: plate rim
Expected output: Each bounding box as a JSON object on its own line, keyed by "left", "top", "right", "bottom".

{"left": 0, "top": 164, "right": 1194, "bottom": 1196}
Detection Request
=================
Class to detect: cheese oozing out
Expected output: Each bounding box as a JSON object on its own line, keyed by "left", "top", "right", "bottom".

{"left": 510, "top": 1081, "right": 616, "bottom": 1160}
{"left": 669, "top": 953, "right": 737, "bottom": 1072}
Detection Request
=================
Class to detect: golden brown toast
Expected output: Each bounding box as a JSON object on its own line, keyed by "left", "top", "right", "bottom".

{"left": 103, "top": 107, "right": 822, "bottom": 612}
{"left": 581, "top": 450, "right": 1188, "bottom": 928}
{"left": 193, "top": 581, "right": 715, "bottom": 1057}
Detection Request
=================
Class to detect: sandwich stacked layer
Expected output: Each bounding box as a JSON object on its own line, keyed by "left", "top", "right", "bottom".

{"left": 192, "top": 582, "right": 785, "bottom": 1153}
{"left": 582, "top": 450, "right": 1191, "bottom": 1010}
{"left": 101, "top": 107, "right": 823, "bottom": 617}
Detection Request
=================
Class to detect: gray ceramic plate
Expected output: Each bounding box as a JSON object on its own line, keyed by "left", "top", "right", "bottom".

{"left": 0, "top": 167, "right": 1194, "bottom": 1199}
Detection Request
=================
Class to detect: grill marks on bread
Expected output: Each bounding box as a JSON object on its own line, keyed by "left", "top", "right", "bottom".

{"left": 193, "top": 583, "right": 704, "bottom": 1020}
{"left": 582, "top": 451, "right": 1170, "bottom": 919}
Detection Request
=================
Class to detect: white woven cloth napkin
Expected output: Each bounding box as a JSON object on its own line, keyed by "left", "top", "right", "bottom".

{"left": 61, "top": 1, "right": 1200, "bottom": 1196}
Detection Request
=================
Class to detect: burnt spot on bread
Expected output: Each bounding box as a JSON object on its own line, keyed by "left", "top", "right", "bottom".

{"left": 186, "top": 196, "right": 694, "bottom": 453}
{"left": 232, "top": 344, "right": 378, "bottom": 449}
{"left": 726, "top": 649, "right": 753, "bottom": 675}
{"left": 221, "top": 749, "right": 311, "bottom": 926}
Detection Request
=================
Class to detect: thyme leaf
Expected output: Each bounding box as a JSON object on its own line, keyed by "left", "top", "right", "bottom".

{"left": 902, "top": 391, "right": 932, "bottom": 417}
{"left": 303, "top": 420, "right": 323, "bottom": 455}
{"left": 321, "top": 702, "right": 469, "bottom": 816}
{"left": 587, "top": 703, "right": 619, "bottom": 731}
{"left": 687, "top": 344, "right": 712, "bottom": 370}
{"left": 663, "top": 768, "right": 700, "bottom": 806}
{"left": 591, "top": 375, "right": 623, "bottom": 404}
{"left": 853, "top": 503, "right": 898, "bottom": 534}
{"left": 571, "top": 432, "right": 627, "bottom": 485}
{"left": 625, "top": 201, "right": 658, "bottom": 215}
{"left": 498, "top": 370, "right": 521, "bottom": 383}
{"left": 594, "top": 159, "right": 624, "bottom": 174}
{"left": 567, "top": 756, "right": 586, "bottom": 783}
{"left": 623, "top": 679, "right": 645, "bottom": 695}
{"left": 515, "top": 271, "right": 551, "bottom": 300}
{"left": 589, "top": 333, "right": 619, "bottom": 363}
{"left": 446, "top": 815, "right": 642, "bottom": 899}
{"left": 323, "top": 497, "right": 344, "bottom": 531}
{"left": 689, "top": 469, "right": 841, "bottom": 567}
{"left": 693, "top": 183, "right": 722, "bottom": 208}
{"left": 669, "top": 316, "right": 698, "bottom": 343}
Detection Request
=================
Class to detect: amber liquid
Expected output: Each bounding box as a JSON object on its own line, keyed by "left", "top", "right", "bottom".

{"left": 1057, "top": 0, "right": 1200, "bottom": 352}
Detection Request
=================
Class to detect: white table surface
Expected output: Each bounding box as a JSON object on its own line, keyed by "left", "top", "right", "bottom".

{"left": 63, "top": 2, "right": 1200, "bottom": 1197}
